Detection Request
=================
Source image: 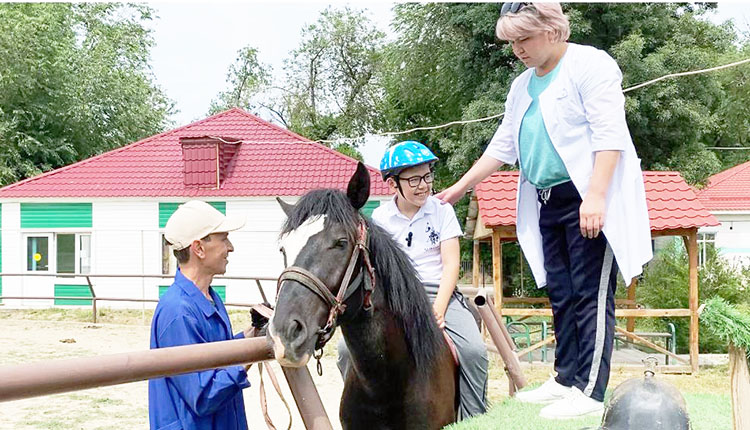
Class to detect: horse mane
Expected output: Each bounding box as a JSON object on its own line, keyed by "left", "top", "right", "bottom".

{"left": 281, "top": 189, "right": 444, "bottom": 373}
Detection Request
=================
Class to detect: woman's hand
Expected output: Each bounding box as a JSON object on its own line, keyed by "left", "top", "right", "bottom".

{"left": 435, "top": 183, "right": 466, "bottom": 205}
{"left": 579, "top": 193, "right": 606, "bottom": 238}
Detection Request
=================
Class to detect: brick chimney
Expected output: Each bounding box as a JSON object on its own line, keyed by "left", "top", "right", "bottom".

{"left": 180, "top": 136, "right": 241, "bottom": 189}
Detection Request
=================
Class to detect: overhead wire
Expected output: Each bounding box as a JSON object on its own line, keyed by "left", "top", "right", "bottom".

{"left": 315, "top": 56, "right": 750, "bottom": 144}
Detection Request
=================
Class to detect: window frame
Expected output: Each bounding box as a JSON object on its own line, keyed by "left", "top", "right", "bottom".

{"left": 697, "top": 232, "right": 716, "bottom": 267}
{"left": 23, "top": 231, "right": 93, "bottom": 274}
{"left": 25, "top": 233, "right": 53, "bottom": 273}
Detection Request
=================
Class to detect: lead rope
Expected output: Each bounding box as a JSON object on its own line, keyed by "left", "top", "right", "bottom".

{"left": 247, "top": 305, "right": 293, "bottom": 430}
{"left": 258, "top": 362, "right": 293, "bottom": 430}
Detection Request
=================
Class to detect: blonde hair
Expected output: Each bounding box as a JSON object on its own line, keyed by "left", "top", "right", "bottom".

{"left": 496, "top": 3, "right": 570, "bottom": 43}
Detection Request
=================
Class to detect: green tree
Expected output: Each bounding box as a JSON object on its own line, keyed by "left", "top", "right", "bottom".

{"left": 380, "top": 3, "right": 748, "bottom": 188}
{"left": 279, "top": 7, "right": 386, "bottom": 142}
{"left": 208, "top": 46, "right": 270, "bottom": 115}
{"left": 0, "top": 3, "right": 172, "bottom": 186}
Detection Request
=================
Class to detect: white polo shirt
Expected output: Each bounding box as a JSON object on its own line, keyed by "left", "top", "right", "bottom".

{"left": 371, "top": 195, "right": 463, "bottom": 285}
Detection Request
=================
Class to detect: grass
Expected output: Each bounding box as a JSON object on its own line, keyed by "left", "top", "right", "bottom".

{"left": 447, "top": 391, "right": 731, "bottom": 430}
{"left": 449, "top": 365, "right": 733, "bottom": 430}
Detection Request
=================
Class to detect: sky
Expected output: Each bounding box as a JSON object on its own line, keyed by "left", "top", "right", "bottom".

{"left": 146, "top": 1, "right": 750, "bottom": 167}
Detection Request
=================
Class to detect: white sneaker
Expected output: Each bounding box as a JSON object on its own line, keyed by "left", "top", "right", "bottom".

{"left": 539, "top": 387, "right": 604, "bottom": 420}
{"left": 515, "top": 376, "right": 572, "bottom": 404}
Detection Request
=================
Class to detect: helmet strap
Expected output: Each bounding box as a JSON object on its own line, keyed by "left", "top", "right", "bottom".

{"left": 394, "top": 177, "right": 407, "bottom": 200}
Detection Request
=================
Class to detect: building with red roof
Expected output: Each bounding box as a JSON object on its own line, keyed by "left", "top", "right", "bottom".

{"left": 0, "top": 108, "right": 391, "bottom": 308}
{"left": 695, "top": 160, "right": 750, "bottom": 265}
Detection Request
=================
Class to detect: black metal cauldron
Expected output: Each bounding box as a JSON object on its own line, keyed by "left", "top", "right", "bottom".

{"left": 599, "top": 358, "right": 691, "bottom": 430}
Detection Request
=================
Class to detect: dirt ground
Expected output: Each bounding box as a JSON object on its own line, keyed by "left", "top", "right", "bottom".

{"left": 0, "top": 312, "right": 730, "bottom": 429}
{"left": 0, "top": 317, "right": 347, "bottom": 430}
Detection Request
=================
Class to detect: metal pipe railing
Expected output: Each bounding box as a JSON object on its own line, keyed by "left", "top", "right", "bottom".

{"left": 0, "top": 337, "right": 274, "bottom": 402}
{"left": 0, "top": 272, "right": 277, "bottom": 322}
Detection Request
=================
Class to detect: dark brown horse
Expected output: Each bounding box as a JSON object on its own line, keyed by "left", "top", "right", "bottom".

{"left": 268, "top": 162, "right": 456, "bottom": 429}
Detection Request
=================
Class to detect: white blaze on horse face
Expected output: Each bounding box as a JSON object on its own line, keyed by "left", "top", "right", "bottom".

{"left": 279, "top": 215, "right": 327, "bottom": 266}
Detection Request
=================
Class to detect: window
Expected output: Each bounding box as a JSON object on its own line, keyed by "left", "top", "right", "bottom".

{"left": 27, "top": 235, "right": 51, "bottom": 272}
{"left": 162, "top": 234, "right": 177, "bottom": 275}
{"left": 698, "top": 232, "right": 716, "bottom": 267}
{"left": 25, "top": 233, "right": 91, "bottom": 273}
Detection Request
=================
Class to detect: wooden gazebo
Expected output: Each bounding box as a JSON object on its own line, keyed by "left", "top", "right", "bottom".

{"left": 466, "top": 171, "right": 719, "bottom": 373}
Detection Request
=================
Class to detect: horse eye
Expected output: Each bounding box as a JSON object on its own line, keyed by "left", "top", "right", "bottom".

{"left": 335, "top": 239, "right": 348, "bottom": 248}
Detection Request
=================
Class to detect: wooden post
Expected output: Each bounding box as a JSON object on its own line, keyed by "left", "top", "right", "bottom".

{"left": 626, "top": 278, "right": 637, "bottom": 332}
{"left": 86, "top": 276, "right": 97, "bottom": 324}
{"left": 472, "top": 240, "right": 481, "bottom": 288}
{"left": 492, "top": 229, "right": 503, "bottom": 313}
{"left": 729, "top": 344, "right": 750, "bottom": 430}
{"left": 684, "top": 231, "right": 700, "bottom": 373}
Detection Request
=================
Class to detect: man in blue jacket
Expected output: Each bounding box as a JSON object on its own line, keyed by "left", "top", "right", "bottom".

{"left": 149, "top": 200, "right": 251, "bottom": 430}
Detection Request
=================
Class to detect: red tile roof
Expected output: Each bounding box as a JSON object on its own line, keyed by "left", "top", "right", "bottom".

{"left": 0, "top": 108, "right": 390, "bottom": 198}
{"left": 695, "top": 160, "right": 750, "bottom": 211}
{"left": 475, "top": 171, "right": 718, "bottom": 232}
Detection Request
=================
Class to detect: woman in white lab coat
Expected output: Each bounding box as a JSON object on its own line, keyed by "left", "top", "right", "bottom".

{"left": 437, "top": 2, "right": 652, "bottom": 420}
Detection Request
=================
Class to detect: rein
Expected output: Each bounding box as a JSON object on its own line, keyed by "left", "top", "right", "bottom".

{"left": 276, "top": 219, "right": 376, "bottom": 373}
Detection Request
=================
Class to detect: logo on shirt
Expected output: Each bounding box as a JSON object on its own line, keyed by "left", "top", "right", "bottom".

{"left": 425, "top": 223, "right": 440, "bottom": 247}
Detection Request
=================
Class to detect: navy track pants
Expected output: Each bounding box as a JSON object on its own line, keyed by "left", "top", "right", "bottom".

{"left": 538, "top": 181, "right": 618, "bottom": 402}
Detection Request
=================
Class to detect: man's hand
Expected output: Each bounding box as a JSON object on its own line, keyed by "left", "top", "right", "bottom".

{"left": 579, "top": 193, "right": 606, "bottom": 239}
{"left": 245, "top": 303, "right": 271, "bottom": 337}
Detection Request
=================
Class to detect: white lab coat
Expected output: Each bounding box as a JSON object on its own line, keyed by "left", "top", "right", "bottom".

{"left": 484, "top": 43, "right": 652, "bottom": 287}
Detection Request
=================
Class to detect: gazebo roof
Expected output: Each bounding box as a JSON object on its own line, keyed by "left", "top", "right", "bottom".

{"left": 467, "top": 171, "right": 719, "bottom": 239}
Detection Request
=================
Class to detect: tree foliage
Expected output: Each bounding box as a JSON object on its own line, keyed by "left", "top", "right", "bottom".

{"left": 0, "top": 3, "right": 172, "bottom": 186}
{"left": 374, "top": 3, "right": 750, "bottom": 189}
{"left": 639, "top": 240, "right": 750, "bottom": 353}
{"left": 277, "top": 7, "right": 386, "bottom": 142}
{"left": 209, "top": 46, "right": 270, "bottom": 115}
{"left": 211, "top": 4, "right": 750, "bottom": 186}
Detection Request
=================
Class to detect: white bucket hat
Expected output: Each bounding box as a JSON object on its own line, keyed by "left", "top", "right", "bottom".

{"left": 165, "top": 200, "right": 245, "bottom": 250}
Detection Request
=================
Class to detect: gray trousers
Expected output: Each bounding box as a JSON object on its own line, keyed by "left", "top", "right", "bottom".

{"left": 337, "top": 286, "right": 488, "bottom": 420}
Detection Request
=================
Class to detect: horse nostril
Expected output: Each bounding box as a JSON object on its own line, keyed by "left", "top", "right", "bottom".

{"left": 286, "top": 318, "right": 307, "bottom": 342}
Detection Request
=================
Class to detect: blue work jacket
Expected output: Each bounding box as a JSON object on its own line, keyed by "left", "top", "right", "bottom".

{"left": 149, "top": 270, "right": 250, "bottom": 430}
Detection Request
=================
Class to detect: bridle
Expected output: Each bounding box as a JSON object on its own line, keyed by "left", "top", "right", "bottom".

{"left": 276, "top": 218, "right": 376, "bottom": 373}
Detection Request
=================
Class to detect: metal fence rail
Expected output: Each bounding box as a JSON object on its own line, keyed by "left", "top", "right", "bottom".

{"left": 0, "top": 272, "right": 276, "bottom": 323}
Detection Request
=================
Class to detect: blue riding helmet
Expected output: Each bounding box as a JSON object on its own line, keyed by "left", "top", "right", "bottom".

{"left": 380, "top": 141, "right": 438, "bottom": 180}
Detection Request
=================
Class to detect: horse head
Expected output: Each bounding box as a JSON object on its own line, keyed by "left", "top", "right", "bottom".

{"left": 269, "top": 162, "right": 372, "bottom": 367}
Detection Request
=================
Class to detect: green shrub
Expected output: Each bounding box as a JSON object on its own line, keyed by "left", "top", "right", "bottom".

{"left": 638, "top": 239, "right": 750, "bottom": 353}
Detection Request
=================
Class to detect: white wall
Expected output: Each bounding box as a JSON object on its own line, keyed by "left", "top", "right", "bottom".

{"left": 91, "top": 201, "right": 163, "bottom": 306}
{"left": 709, "top": 213, "right": 750, "bottom": 267}
{"left": 0, "top": 202, "right": 33, "bottom": 307}
{"left": 223, "top": 199, "right": 290, "bottom": 305}
{"left": 1, "top": 196, "right": 390, "bottom": 310}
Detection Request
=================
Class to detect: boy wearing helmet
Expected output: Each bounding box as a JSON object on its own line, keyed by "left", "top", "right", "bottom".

{"left": 372, "top": 141, "right": 489, "bottom": 418}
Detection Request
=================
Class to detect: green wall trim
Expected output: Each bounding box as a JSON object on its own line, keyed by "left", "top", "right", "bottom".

{"left": 159, "top": 202, "right": 226, "bottom": 228}
{"left": 21, "top": 203, "right": 92, "bottom": 228}
{"left": 159, "top": 285, "right": 226, "bottom": 302}
{"left": 361, "top": 200, "right": 381, "bottom": 217}
{"left": 54, "top": 284, "right": 93, "bottom": 306}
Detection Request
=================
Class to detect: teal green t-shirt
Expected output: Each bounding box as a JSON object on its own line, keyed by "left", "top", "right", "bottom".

{"left": 518, "top": 60, "right": 571, "bottom": 189}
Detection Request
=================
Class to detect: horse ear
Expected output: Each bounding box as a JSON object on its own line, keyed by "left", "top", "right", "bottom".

{"left": 276, "top": 197, "right": 294, "bottom": 217}
{"left": 347, "top": 162, "right": 370, "bottom": 210}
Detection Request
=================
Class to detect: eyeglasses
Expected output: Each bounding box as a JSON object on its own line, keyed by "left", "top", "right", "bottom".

{"left": 397, "top": 171, "right": 434, "bottom": 188}
{"left": 500, "top": 2, "right": 530, "bottom": 17}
